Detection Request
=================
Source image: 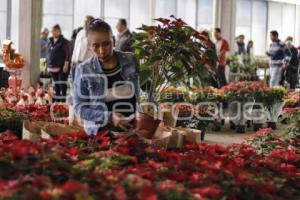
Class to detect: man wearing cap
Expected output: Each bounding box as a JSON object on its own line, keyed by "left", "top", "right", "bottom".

{"left": 40, "top": 28, "right": 49, "bottom": 59}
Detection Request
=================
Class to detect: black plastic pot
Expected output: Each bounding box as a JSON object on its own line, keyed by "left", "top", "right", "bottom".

{"left": 247, "top": 120, "right": 252, "bottom": 128}
{"left": 236, "top": 125, "right": 246, "bottom": 133}
{"left": 201, "top": 130, "right": 205, "bottom": 141}
{"left": 211, "top": 121, "right": 221, "bottom": 132}
{"left": 267, "top": 122, "right": 277, "bottom": 130}
{"left": 229, "top": 121, "right": 236, "bottom": 130}
{"left": 253, "top": 123, "right": 263, "bottom": 132}
{"left": 221, "top": 119, "right": 225, "bottom": 126}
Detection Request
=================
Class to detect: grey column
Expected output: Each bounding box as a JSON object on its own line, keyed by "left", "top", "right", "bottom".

{"left": 6, "top": 0, "right": 11, "bottom": 38}
{"left": 18, "top": 0, "right": 42, "bottom": 87}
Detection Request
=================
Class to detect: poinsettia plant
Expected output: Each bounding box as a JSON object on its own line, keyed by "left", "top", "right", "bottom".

{"left": 263, "top": 86, "right": 287, "bottom": 122}
{"left": 221, "top": 81, "right": 268, "bottom": 103}
{"left": 0, "top": 107, "right": 28, "bottom": 136}
{"left": 133, "top": 15, "right": 218, "bottom": 102}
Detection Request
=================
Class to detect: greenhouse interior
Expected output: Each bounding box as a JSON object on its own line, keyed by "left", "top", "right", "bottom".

{"left": 0, "top": 0, "right": 299, "bottom": 199}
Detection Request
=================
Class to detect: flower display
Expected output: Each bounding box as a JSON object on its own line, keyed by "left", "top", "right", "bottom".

{"left": 285, "top": 91, "right": 300, "bottom": 108}
{"left": 0, "top": 125, "right": 298, "bottom": 200}
{"left": 221, "top": 81, "right": 269, "bottom": 103}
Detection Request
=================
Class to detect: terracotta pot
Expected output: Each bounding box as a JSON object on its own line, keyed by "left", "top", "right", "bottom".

{"left": 135, "top": 112, "right": 161, "bottom": 139}
{"left": 253, "top": 123, "right": 263, "bottom": 132}
{"left": 267, "top": 122, "right": 277, "bottom": 130}
{"left": 236, "top": 125, "right": 246, "bottom": 133}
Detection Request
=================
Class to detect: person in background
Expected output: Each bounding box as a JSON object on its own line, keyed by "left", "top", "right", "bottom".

{"left": 235, "top": 34, "right": 246, "bottom": 55}
{"left": 266, "top": 30, "right": 285, "bottom": 88}
{"left": 71, "top": 27, "right": 83, "bottom": 47}
{"left": 73, "top": 19, "right": 140, "bottom": 135}
{"left": 214, "top": 28, "right": 230, "bottom": 87}
{"left": 246, "top": 40, "right": 254, "bottom": 58}
{"left": 284, "top": 37, "right": 299, "bottom": 90}
{"left": 40, "top": 28, "right": 49, "bottom": 59}
{"left": 46, "top": 24, "right": 72, "bottom": 102}
{"left": 115, "top": 19, "right": 133, "bottom": 52}
{"left": 71, "top": 15, "right": 95, "bottom": 81}
{"left": 201, "top": 30, "right": 219, "bottom": 88}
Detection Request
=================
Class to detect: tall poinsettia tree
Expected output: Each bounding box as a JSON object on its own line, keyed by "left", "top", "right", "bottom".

{"left": 133, "top": 15, "right": 218, "bottom": 102}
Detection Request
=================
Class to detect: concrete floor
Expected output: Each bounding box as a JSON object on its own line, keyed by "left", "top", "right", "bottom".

{"left": 204, "top": 123, "right": 288, "bottom": 146}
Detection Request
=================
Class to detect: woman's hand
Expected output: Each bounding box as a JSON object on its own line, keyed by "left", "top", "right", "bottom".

{"left": 63, "top": 61, "right": 69, "bottom": 73}
{"left": 112, "top": 112, "right": 134, "bottom": 132}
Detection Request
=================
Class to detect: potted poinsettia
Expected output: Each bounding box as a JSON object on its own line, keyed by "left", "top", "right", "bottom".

{"left": 222, "top": 81, "right": 267, "bottom": 133}
{"left": 263, "top": 86, "right": 287, "bottom": 129}
{"left": 133, "top": 15, "right": 217, "bottom": 103}
{"left": 132, "top": 16, "right": 217, "bottom": 137}
{"left": 196, "top": 86, "right": 228, "bottom": 132}
{"left": 0, "top": 107, "right": 28, "bottom": 137}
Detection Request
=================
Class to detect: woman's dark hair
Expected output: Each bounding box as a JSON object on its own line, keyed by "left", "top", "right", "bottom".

{"left": 214, "top": 28, "right": 221, "bottom": 33}
{"left": 52, "top": 24, "right": 61, "bottom": 32}
{"left": 270, "top": 30, "right": 278, "bottom": 37}
{"left": 87, "top": 18, "right": 112, "bottom": 35}
{"left": 119, "top": 18, "right": 127, "bottom": 27}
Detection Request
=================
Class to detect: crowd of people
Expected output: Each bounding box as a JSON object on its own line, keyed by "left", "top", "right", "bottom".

{"left": 41, "top": 16, "right": 300, "bottom": 96}
{"left": 233, "top": 31, "right": 300, "bottom": 90}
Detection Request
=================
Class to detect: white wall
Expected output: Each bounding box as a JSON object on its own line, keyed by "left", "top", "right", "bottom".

{"left": 129, "top": 0, "right": 153, "bottom": 32}
{"left": 0, "top": 0, "right": 7, "bottom": 44}
{"left": 73, "top": 0, "right": 101, "bottom": 29}
{"left": 42, "top": 0, "right": 74, "bottom": 38}
{"left": 4, "top": 0, "right": 299, "bottom": 56}
{"left": 236, "top": 0, "right": 268, "bottom": 55}
{"left": 268, "top": 2, "right": 296, "bottom": 41}
{"left": 197, "top": 0, "right": 214, "bottom": 31}
{"left": 40, "top": 0, "right": 215, "bottom": 39}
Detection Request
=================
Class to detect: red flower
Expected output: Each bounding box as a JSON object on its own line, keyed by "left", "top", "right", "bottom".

{"left": 22, "top": 95, "right": 28, "bottom": 101}
{"left": 114, "top": 184, "right": 128, "bottom": 200}
{"left": 283, "top": 107, "right": 300, "bottom": 114}
{"left": 61, "top": 180, "right": 86, "bottom": 193}
{"left": 66, "top": 147, "right": 80, "bottom": 157}
{"left": 189, "top": 173, "right": 203, "bottom": 185}
{"left": 193, "top": 186, "right": 222, "bottom": 198}
{"left": 257, "top": 183, "right": 276, "bottom": 194}
{"left": 115, "top": 146, "right": 130, "bottom": 155}
{"left": 0, "top": 181, "right": 6, "bottom": 189}
{"left": 39, "top": 93, "right": 45, "bottom": 98}
{"left": 138, "top": 187, "right": 158, "bottom": 200}
{"left": 10, "top": 140, "right": 40, "bottom": 158}
{"left": 0, "top": 131, "right": 18, "bottom": 143}
{"left": 40, "top": 190, "right": 51, "bottom": 200}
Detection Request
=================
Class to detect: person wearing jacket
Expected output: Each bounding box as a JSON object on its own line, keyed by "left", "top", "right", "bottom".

{"left": 214, "top": 28, "right": 230, "bottom": 87}
{"left": 115, "top": 19, "right": 133, "bottom": 52}
{"left": 284, "top": 37, "right": 299, "bottom": 90}
{"left": 46, "top": 24, "right": 72, "bottom": 102}
{"left": 266, "top": 30, "right": 285, "bottom": 88}
{"left": 73, "top": 19, "right": 140, "bottom": 135}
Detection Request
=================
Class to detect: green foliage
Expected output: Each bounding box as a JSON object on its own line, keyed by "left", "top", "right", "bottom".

{"left": 132, "top": 16, "right": 218, "bottom": 102}
{"left": 0, "top": 108, "right": 28, "bottom": 135}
